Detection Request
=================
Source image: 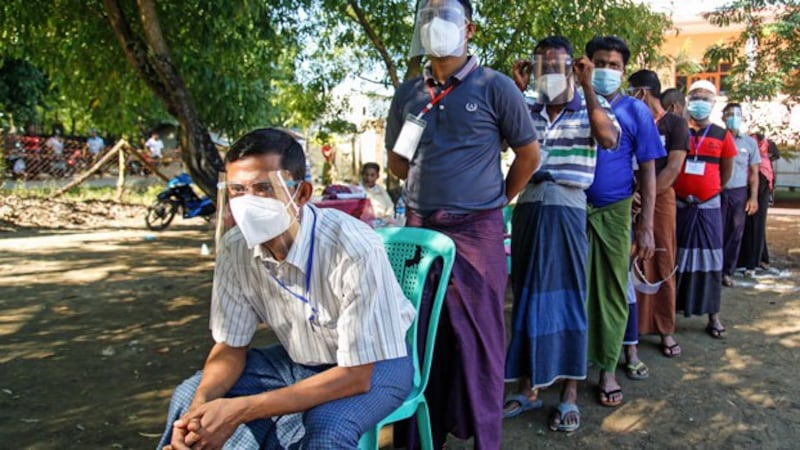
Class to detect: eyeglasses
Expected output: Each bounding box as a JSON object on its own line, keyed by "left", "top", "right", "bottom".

{"left": 531, "top": 55, "right": 573, "bottom": 74}
{"left": 218, "top": 179, "right": 297, "bottom": 198}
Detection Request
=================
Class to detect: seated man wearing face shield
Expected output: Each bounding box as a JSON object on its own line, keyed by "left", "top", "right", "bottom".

{"left": 157, "top": 128, "right": 416, "bottom": 450}
{"left": 385, "top": 1, "right": 541, "bottom": 448}
{"left": 504, "top": 36, "right": 619, "bottom": 433}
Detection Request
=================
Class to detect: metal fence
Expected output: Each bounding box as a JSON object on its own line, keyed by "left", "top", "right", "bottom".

{"left": 2, "top": 134, "right": 179, "bottom": 182}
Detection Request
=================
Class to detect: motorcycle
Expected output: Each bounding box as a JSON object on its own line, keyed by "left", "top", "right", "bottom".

{"left": 145, "top": 173, "right": 216, "bottom": 231}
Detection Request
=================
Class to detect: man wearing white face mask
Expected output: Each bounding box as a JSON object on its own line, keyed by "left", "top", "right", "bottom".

{"left": 673, "top": 81, "right": 737, "bottom": 340}
{"left": 504, "top": 36, "right": 619, "bottom": 433}
{"left": 720, "top": 103, "right": 760, "bottom": 287}
{"left": 386, "top": 1, "right": 541, "bottom": 447}
{"left": 157, "top": 128, "right": 417, "bottom": 450}
{"left": 583, "top": 35, "right": 664, "bottom": 408}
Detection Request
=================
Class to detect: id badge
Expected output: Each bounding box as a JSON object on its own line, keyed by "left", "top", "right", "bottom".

{"left": 685, "top": 159, "right": 706, "bottom": 176}
{"left": 392, "top": 114, "right": 427, "bottom": 161}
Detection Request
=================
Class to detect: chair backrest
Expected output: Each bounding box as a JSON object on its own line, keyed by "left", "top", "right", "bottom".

{"left": 375, "top": 227, "right": 456, "bottom": 394}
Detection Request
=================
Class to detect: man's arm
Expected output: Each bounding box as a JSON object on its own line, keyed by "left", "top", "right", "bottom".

{"left": 573, "top": 56, "right": 618, "bottom": 149}
{"left": 177, "top": 355, "right": 374, "bottom": 449}
{"left": 746, "top": 163, "right": 759, "bottom": 215}
{"left": 656, "top": 150, "right": 687, "bottom": 194}
{"left": 167, "top": 343, "right": 247, "bottom": 450}
{"left": 505, "top": 140, "right": 541, "bottom": 202}
{"left": 720, "top": 157, "right": 734, "bottom": 188}
{"left": 633, "top": 160, "right": 656, "bottom": 260}
{"left": 190, "top": 343, "right": 248, "bottom": 409}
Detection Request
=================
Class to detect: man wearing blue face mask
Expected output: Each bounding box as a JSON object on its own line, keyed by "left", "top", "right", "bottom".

{"left": 583, "top": 36, "right": 665, "bottom": 407}
{"left": 157, "top": 128, "right": 417, "bottom": 450}
{"left": 720, "top": 103, "right": 760, "bottom": 287}
{"left": 386, "top": 1, "right": 541, "bottom": 447}
{"left": 673, "top": 80, "right": 737, "bottom": 339}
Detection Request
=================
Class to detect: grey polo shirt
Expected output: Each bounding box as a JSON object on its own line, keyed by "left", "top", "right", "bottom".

{"left": 385, "top": 56, "right": 538, "bottom": 214}
{"left": 726, "top": 133, "right": 761, "bottom": 189}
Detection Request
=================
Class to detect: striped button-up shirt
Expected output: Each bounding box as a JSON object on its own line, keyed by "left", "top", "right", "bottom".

{"left": 210, "top": 204, "right": 416, "bottom": 367}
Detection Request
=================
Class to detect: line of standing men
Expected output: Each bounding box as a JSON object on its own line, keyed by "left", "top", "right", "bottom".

{"left": 387, "top": 0, "right": 741, "bottom": 445}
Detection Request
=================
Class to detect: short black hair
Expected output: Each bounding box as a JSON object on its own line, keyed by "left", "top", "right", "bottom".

{"left": 723, "top": 102, "right": 742, "bottom": 112}
{"left": 361, "top": 162, "right": 380, "bottom": 174}
{"left": 628, "top": 70, "right": 661, "bottom": 96}
{"left": 585, "top": 35, "right": 631, "bottom": 66}
{"left": 534, "top": 35, "right": 574, "bottom": 57}
{"left": 660, "top": 88, "right": 685, "bottom": 109}
{"left": 225, "top": 128, "right": 306, "bottom": 181}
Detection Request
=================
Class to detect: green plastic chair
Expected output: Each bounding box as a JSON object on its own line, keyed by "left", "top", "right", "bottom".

{"left": 357, "top": 227, "right": 456, "bottom": 450}
{"left": 503, "top": 204, "right": 514, "bottom": 274}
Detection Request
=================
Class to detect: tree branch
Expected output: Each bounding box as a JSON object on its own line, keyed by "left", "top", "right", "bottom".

{"left": 346, "top": 0, "right": 400, "bottom": 88}
{"left": 100, "top": 0, "right": 176, "bottom": 116}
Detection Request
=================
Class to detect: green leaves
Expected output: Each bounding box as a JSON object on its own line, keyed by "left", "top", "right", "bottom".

{"left": 0, "top": 58, "right": 49, "bottom": 126}
{"left": 1, "top": 0, "right": 672, "bottom": 140}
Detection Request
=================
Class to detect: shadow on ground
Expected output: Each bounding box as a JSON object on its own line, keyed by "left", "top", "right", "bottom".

{"left": 1, "top": 216, "right": 799, "bottom": 449}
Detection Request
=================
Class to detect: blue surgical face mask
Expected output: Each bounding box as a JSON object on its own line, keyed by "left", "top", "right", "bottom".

{"left": 687, "top": 100, "right": 713, "bottom": 120}
{"left": 725, "top": 115, "right": 742, "bottom": 131}
{"left": 591, "top": 68, "right": 622, "bottom": 96}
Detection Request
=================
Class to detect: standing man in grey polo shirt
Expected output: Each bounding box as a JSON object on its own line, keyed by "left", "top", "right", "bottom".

{"left": 721, "top": 102, "right": 760, "bottom": 287}
{"left": 385, "top": 1, "right": 540, "bottom": 448}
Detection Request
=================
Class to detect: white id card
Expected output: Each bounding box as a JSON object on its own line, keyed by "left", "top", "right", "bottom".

{"left": 392, "top": 114, "right": 427, "bottom": 161}
{"left": 685, "top": 159, "right": 706, "bottom": 175}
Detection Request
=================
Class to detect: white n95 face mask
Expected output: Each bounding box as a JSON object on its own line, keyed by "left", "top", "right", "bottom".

{"left": 420, "top": 17, "right": 465, "bottom": 57}
{"left": 537, "top": 73, "right": 568, "bottom": 103}
{"left": 229, "top": 195, "right": 293, "bottom": 249}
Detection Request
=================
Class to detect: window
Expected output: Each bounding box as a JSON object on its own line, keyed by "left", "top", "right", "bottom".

{"left": 677, "top": 63, "right": 731, "bottom": 95}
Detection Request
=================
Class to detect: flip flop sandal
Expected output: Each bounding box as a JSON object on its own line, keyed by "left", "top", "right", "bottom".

{"left": 598, "top": 387, "right": 624, "bottom": 407}
{"left": 502, "top": 394, "right": 543, "bottom": 419}
{"left": 625, "top": 361, "right": 650, "bottom": 380}
{"left": 661, "top": 343, "right": 682, "bottom": 358}
{"left": 706, "top": 324, "right": 726, "bottom": 339}
{"left": 549, "top": 402, "right": 580, "bottom": 432}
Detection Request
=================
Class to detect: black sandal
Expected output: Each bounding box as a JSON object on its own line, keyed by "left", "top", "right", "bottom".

{"left": 705, "top": 324, "right": 726, "bottom": 339}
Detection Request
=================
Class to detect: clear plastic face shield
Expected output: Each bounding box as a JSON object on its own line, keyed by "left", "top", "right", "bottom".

{"left": 531, "top": 53, "right": 575, "bottom": 105}
{"left": 409, "top": 0, "right": 468, "bottom": 58}
{"left": 723, "top": 106, "right": 744, "bottom": 132}
{"left": 215, "top": 170, "right": 302, "bottom": 250}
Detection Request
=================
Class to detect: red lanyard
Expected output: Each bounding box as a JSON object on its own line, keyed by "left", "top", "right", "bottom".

{"left": 417, "top": 66, "right": 478, "bottom": 119}
{"left": 417, "top": 82, "right": 459, "bottom": 118}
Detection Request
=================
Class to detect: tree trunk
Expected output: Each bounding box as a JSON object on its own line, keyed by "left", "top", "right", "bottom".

{"left": 102, "top": 0, "right": 223, "bottom": 199}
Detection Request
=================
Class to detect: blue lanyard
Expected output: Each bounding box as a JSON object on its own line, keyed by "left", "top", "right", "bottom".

{"left": 690, "top": 125, "right": 712, "bottom": 159}
{"left": 270, "top": 207, "right": 318, "bottom": 325}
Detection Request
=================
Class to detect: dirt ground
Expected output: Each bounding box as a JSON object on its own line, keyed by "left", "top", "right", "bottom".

{"left": 0, "top": 195, "right": 798, "bottom": 449}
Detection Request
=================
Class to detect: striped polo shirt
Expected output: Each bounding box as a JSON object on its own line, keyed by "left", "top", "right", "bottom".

{"left": 210, "top": 204, "right": 416, "bottom": 367}
{"left": 523, "top": 89, "right": 618, "bottom": 191}
{"left": 674, "top": 124, "right": 737, "bottom": 202}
